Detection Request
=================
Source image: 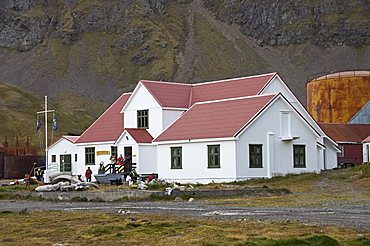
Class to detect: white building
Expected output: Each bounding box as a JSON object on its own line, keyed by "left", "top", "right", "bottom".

{"left": 363, "top": 135, "right": 370, "bottom": 163}
{"left": 47, "top": 73, "right": 339, "bottom": 183}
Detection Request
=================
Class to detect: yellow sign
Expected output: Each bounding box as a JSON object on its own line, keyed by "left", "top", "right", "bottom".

{"left": 97, "top": 150, "right": 110, "bottom": 156}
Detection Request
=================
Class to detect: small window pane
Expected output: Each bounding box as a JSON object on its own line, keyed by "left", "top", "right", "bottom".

{"left": 293, "top": 145, "right": 306, "bottom": 168}
{"left": 137, "top": 110, "right": 149, "bottom": 128}
{"left": 171, "top": 147, "right": 182, "bottom": 169}
{"left": 51, "top": 155, "right": 56, "bottom": 162}
{"left": 249, "top": 144, "right": 263, "bottom": 168}
{"left": 208, "top": 145, "right": 220, "bottom": 168}
{"left": 85, "top": 147, "right": 95, "bottom": 165}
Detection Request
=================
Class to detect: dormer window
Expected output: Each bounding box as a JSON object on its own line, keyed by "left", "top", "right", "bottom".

{"left": 137, "top": 109, "right": 149, "bottom": 128}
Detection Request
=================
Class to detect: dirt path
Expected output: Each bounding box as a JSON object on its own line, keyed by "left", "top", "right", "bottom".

{"left": 1, "top": 200, "right": 369, "bottom": 231}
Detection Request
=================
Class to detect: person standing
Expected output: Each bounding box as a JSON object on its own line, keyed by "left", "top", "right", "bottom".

{"left": 85, "top": 167, "right": 93, "bottom": 182}
{"left": 117, "top": 154, "right": 124, "bottom": 166}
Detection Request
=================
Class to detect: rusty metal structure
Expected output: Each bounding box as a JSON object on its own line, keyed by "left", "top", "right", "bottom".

{"left": 0, "top": 136, "right": 40, "bottom": 179}
{"left": 306, "top": 70, "right": 370, "bottom": 123}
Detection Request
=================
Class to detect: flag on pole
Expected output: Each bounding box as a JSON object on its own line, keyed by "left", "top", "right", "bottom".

{"left": 53, "top": 114, "right": 58, "bottom": 130}
{"left": 36, "top": 115, "right": 41, "bottom": 132}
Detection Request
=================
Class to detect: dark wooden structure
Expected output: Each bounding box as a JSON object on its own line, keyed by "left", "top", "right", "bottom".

{"left": 0, "top": 136, "right": 41, "bottom": 179}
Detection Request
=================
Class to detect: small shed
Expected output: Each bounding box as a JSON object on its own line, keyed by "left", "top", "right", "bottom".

{"left": 320, "top": 123, "right": 370, "bottom": 165}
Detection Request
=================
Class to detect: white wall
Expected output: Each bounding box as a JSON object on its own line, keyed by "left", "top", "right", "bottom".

{"left": 123, "top": 84, "right": 163, "bottom": 138}
{"left": 262, "top": 77, "right": 325, "bottom": 136}
{"left": 363, "top": 142, "right": 370, "bottom": 163}
{"left": 76, "top": 142, "right": 115, "bottom": 181}
{"left": 163, "top": 109, "right": 185, "bottom": 130}
{"left": 323, "top": 138, "right": 339, "bottom": 169}
{"left": 47, "top": 138, "right": 78, "bottom": 177}
{"left": 236, "top": 97, "right": 320, "bottom": 179}
{"left": 157, "top": 140, "right": 236, "bottom": 184}
{"left": 138, "top": 145, "right": 157, "bottom": 174}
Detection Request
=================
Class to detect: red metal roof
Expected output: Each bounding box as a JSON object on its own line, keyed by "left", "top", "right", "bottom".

{"left": 319, "top": 123, "right": 370, "bottom": 143}
{"left": 154, "top": 94, "right": 277, "bottom": 142}
{"left": 75, "top": 93, "right": 132, "bottom": 143}
{"left": 191, "top": 73, "right": 276, "bottom": 105}
{"left": 141, "top": 81, "right": 192, "bottom": 108}
{"left": 125, "top": 128, "right": 153, "bottom": 143}
{"left": 362, "top": 135, "right": 370, "bottom": 143}
{"left": 63, "top": 136, "right": 80, "bottom": 143}
{"left": 140, "top": 73, "right": 276, "bottom": 108}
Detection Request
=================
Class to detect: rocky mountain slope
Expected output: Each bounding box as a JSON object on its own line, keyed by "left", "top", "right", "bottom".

{"left": 0, "top": 0, "right": 369, "bottom": 140}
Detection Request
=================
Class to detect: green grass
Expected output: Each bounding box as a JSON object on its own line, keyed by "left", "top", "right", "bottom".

{"left": 0, "top": 211, "right": 368, "bottom": 245}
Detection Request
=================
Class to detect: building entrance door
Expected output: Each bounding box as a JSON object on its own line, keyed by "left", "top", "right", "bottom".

{"left": 60, "top": 154, "right": 72, "bottom": 172}
{"left": 124, "top": 147, "right": 133, "bottom": 172}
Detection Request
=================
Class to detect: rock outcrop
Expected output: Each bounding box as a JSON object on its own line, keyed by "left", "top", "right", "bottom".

{"left": 203, "top": 0, "right": 369, "bottom": 47}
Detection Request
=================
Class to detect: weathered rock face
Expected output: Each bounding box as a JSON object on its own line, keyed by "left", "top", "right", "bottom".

{"left": 0, "top": 0, "right": 169, "bottom": 51}
{"left": 202, "top": 0, "right": 369, "bottom": 47}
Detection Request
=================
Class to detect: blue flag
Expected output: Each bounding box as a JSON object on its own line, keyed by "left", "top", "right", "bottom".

{"left": 53, "top": 114, "right": 58, "bottom": 130}
{"left": 36, "top": 115, "right": 41, "bottom": 132}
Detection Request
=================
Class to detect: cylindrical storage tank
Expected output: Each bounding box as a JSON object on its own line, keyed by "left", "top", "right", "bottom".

{"left": 306, "top": 71, "right": 370, "bottom": 123}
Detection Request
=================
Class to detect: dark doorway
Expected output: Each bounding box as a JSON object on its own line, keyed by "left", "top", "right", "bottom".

{"left": 60, "top": 154, "right": 72, "bottom": 172}
{"left": 124, "top": 147, "right": 132, "bottom": 172}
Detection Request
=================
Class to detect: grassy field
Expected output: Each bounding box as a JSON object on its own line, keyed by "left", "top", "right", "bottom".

{"left": 0, "top": 165, "right": 370, "bottom": 244}
{"left": 0, "top": 210, "right": 369, "bottom": 245}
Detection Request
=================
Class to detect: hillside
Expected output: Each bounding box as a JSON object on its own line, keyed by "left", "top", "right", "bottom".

{"left": 0, "top": 0, "right": 369, "bottom": 137}
{"left": 0, "top": 83, "right": 107, "bottom": 147}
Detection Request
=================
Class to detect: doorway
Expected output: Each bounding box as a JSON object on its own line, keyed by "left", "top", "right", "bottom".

{"left": 60, "top": 154, "right": 72, "bottom": 172}
{"left": 124, "top": 147, "right": 133, "bottom": 172}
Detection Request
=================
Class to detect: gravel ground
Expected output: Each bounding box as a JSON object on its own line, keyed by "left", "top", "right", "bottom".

{"left": 1, "top": 200, "right": 370, "bottom": 230}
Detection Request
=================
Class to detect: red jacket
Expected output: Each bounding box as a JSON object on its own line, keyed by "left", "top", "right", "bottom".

{"left": 85, "top": 169, "right": 92, "bottom": 178}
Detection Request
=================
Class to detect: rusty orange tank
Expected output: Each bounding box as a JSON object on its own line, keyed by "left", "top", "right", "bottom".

{"left": 306, "top": 71, "right": 370, "bottom": 123}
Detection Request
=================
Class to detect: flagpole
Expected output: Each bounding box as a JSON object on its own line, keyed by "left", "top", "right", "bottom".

{"left": 45, "top": 95, "right": 48, "bottom": 181}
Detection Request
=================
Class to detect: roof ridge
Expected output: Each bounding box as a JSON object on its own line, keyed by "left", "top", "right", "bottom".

{"left": 140, "top": 80, "right": 191, "bottom": 86}
{"left": 193, "top": 93, "right": 278, "bottom": 105}
{"left": 192, "top": 72, "right": 277, "bottom": 87}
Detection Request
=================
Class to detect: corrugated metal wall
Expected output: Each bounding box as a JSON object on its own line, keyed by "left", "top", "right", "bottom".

{"left": 3, "top": 156, "right": 39, "bottom": 179}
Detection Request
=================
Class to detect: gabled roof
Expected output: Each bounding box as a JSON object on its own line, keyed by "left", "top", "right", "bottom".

{"left": 48, "top": 135, "right": 80, "bottom": 150}
{"left": 64, "top": 136, "right": 80, "bottom": 143}
{"left": 137, "top": 73, "right": 277, "bottom": 109}
{"left": 154, "top": 94, "right": 277, "bottom": 142}
{"left": 141, "top": 81, "right": 192, "bottom": 108}
{"left": 125, "top": 128, "right": 154, "bottom": 143}
{"left": 363, "top": 135, "right": 370, "bottom": 143}
{"left": 75, "top": 93, "right": 132, "bottom": 144}
{"left": 319, "top": 123, "right": 370, "bottom": 143}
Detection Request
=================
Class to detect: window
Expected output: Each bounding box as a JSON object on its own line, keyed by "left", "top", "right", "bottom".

{"left": 293, "top": 145, "right": 306, "bottom": 168}
{"left": 137, "top": 110, "right": 149, "bottom": 128}
{"left": 51, "top": 155, "right": 56, "bottom": 162}
{"left": 208, "top": 145, "right": 220, "bottom": 168}
{"left": 75, "top": 154, "right": 78, "bottom": 162}
{"left": 337, "top": 145, "right": 344, "bottom": 157}
{"left": 249, "top": 144, "right": 263, "bottom": 168}
{"left": 111, "top": 146, "right": 118, "bottom": 157}
{"left": 85, "top": 147, "right": 95, "bottom": 165}
{"left": 171, "top": 147, "right": 182, "bottom": 169}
